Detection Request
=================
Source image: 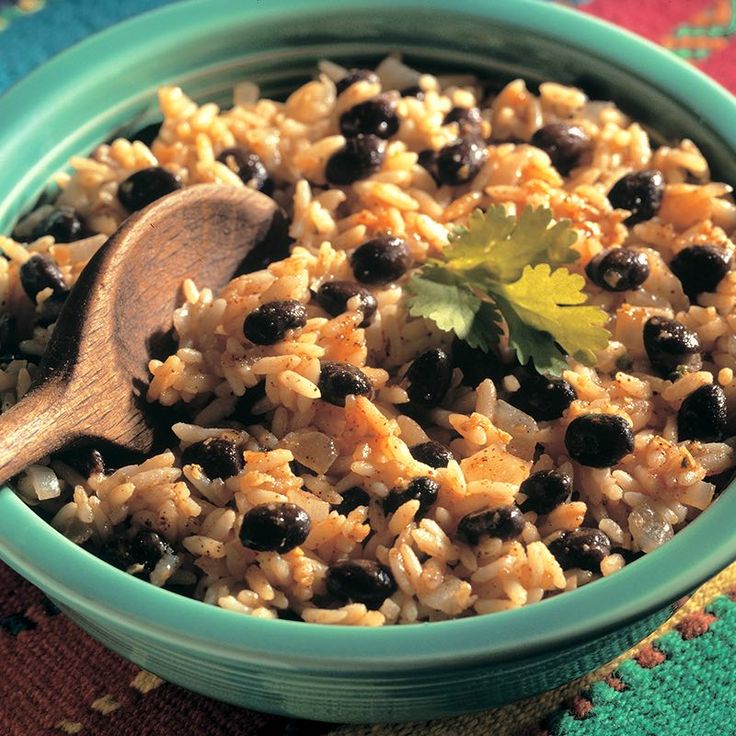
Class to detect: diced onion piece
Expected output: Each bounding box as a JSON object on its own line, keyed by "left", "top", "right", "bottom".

{"left": 317, "top": 60, "right": 348, "bottom": 82}
{"left": 628, "top": 501, "right": 673, "bottom": 553}
{"left": 25, "top": 464, "right": 62, "bottom": 500}
{"left": 375, "top": 56, "right": 420, "bottom": 91}
{"left": 233, "top": 81, "right": 260, "bottom": 107}
{"left": 150, "top": 551, "right": 182, "bottom": 588}
{"left": 287, "top": 487, "right": 330, "bottom": 523}
{"left": 679, "top": 480, "right": 715, "bottom": 511}
{"left": 460, "top": 444, "right": 531, "bottom": 485}
{"left": 282, "top": 431, "right": 338, "bottom": 474}
{"left": 493, "top": 399, "right": 538, "bottom": 437}
{"left": 493, "top": 399, "right": 538, "bottom": 460}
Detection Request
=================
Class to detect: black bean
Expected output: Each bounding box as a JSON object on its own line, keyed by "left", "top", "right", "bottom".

{"left": 585, "top": 247, "right": 650, "bottom": 292}
{"left": 669, "top": 244, "right": 731, "bottom": 301}
{"left": 31, "top": 208, "right": 84, "bottom": 242}
{"left": 181, "top": 437, "right": 244, "bottom": 479}
{"left": 564, "top": 414, "right": 634, "bottom": 468}
{"left": 57, "top": 446, "right": 110, "bottom": 477}
{"left": 406, "top": 348, "right": 453, "bottom": 406}
{"left": 318, "top": 361, "right": 374, "bottom": 407}
{"left": 548, "top": 528, "right": 611, "bottom": 572}
{"left": 677, "top": 384, "right": 728, "bottom": 443}
{"left": 332, "top": 486, "right": 371, "bottom": 516}
{"left": 19, "top": 254, "right": 68, "bottom": 301}
{"left": 410, "top": 441, "right": 453, "bottom": 468}
{"left": 443, "top": 106, "right": 482, "bottom": 134}
{"left": 325, "top": 134, "right": 385, "bottom": 185}
{"left": 434, "top": 138, "right": 487, "bottom": 186}
{"left": 117, "top": 166, "right": 183, "bottom": 212}
{"left": 643, "top": 316, "right": 702, "bottom": 376}
{"left": 350, "top": 235, "right": 411, "bottom": 285}
{"left": 607, "top": 169, "right": 665, "bottom": 225}
{"left": 452, "top": 338, "right": 509, "bottom": 387}
{"left": 98, "top": 537, "right": 135, "bottom": 572}
{"left": 519, "top": 470, "right": 572, "bottom": 515}
{"left": 315, "top": 280, "right": 378, "bottom": 327}
{"left": 339, "top": 97, "right": 399, "bottom": 140}
{"left": 335, "top": 69, "right": 379, "bottom": 96}
{"left": 243, "top": 299, "right": 307, "bottom": 345}
{"left": 384, "top": 476, "right": 439, "bottom": 518}
{"left": 129, "top": 530, "right": 175, "bottom": 573}
{"left": 130, "top": 121, "right": 162, "bottom": 148}
{"left": 216, "top": 147, "right": 273, "bottom": 195}
{"left": 234, "top": 380, "right": 267, "bottom": 424}
{"left": 509, "top": 371, "right": 577, "bottom": 421}
{"left": 239, "top": 502, "right": 311, "bottom": 553}
{"left": 417, "top": 149, "right": 438, "bottom": 177}
{"left": 100, "top": 529, "right": 174, "bottom": 576}
{"left": 457, "top": 505, "right": 525, "bottom": 545}
{"left": 326, "top": 559, "right": 397, "bottom": 608}
{"left": 530, "top": 123, "right": 591, "bottom": 176}
{"left": 82, "top": 449, "right": 108, "bottom": 476}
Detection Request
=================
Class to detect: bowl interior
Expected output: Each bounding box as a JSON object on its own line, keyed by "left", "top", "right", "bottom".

{"left": 0, "top": 0, "right": 735, "bottom": 667}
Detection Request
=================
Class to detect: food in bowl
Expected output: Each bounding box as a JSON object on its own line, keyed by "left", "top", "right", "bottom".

{"left": 2, "top": 57, "right": 735, "bottom": 626}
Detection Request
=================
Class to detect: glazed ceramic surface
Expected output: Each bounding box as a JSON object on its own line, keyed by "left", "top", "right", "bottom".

{"left": 0, "top": 0, "right": 734, "bottom": 722}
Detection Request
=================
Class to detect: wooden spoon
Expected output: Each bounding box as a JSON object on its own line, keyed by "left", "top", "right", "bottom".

{"left": 0, "top": 184, "right": 290, "bottom": 484}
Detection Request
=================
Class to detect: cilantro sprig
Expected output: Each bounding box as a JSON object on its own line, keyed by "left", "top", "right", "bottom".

{"left": 406, "top": 205, "right": 610, "bottom": 375}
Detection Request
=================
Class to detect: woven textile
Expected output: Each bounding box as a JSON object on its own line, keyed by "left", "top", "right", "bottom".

{"left": 1, "top": 1, "right": 736, "bottom": 734}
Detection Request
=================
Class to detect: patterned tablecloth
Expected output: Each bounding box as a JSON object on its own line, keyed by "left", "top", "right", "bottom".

{"left": 1, "top": 1, "right": 735, "bottom": 735}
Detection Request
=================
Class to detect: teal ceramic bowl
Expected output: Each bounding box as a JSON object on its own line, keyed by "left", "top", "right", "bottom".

{"left": 1, "top": 0, "right": 735, "bottom": 724}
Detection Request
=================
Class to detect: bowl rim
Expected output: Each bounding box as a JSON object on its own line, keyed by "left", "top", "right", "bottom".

{"left": 0, "top": 0, "right": 735, "bottom": 669}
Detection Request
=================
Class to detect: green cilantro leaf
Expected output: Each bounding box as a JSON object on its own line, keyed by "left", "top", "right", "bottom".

{"left": 492, "top": 295, "right": 569, "bottom": 375}
{"left": 443, "top": 206, "right": 516, "bottom": 274}
{"left": 444, "top": 204, "right": 579, "bottom": 283}
{"left": 405, "top": 206, "right": 611, "bottom": 375}
{"left": 466, "top": 300, "right": 504, "bottom": 351}
{"left": 406, "top": 267, "right": 502, "bottom": 351}
{"left": 495, "top": 264, "right": 610, "bottom": 367}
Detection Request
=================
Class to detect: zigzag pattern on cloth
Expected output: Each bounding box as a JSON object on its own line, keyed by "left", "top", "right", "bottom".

{"left": 661, "top": 0, "right": 736, "bottom": 61}
{"left": 521, "top": 592, "right": 736, "bottom": 736}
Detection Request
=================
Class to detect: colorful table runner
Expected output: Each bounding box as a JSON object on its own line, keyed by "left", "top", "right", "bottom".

{"left": 1, "top": 1, "right": 735, "bottom": 734}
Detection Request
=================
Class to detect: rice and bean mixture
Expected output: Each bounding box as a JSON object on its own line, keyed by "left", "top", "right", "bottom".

{"left": 3, "top": 58, "right": 736, "bottom": 625}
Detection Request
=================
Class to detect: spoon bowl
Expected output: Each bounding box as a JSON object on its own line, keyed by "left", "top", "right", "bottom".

{"left": 0, "top": 184, "right": 289, "bottom": 483}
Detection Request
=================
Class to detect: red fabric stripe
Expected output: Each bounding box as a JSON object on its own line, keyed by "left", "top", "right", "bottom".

{"left": 579, "top": 0, "right": 711, "bottom": 42}
{"left": 699, "top": 41, "right": 736, "bottom": 92}
{"left": 0, "top": 562, "right": 286, "bottom": 735}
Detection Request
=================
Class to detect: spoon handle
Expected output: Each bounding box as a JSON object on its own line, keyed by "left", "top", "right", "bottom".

{"left": 0, "top": 379, "right": 76, "bottom": 485}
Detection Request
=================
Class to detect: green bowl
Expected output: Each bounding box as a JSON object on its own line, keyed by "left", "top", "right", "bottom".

{"left": 1, "top": 0, "right": 735, "bottom": 723}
